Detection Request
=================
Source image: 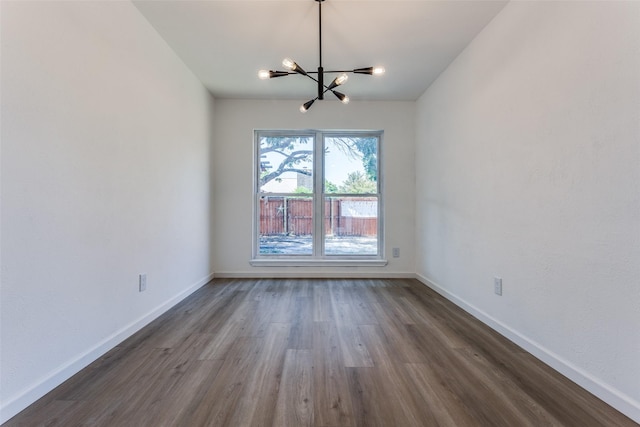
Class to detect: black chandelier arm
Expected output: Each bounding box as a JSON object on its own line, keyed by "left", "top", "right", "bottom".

{"left": 271, "top": 68, "right": 319, "bottom": 82}
{"left": 269, "top": 68, "right": 379, "bottom": 77}
{"left": 268, "top": 71, "right": 296, "bottom": 78}
{"left": 318, "top": 69, "right": 374, "bottom": 74}
{"left": 274, "top": 70, "right": 322, "bottom": 77}
{"left": 268, "top": 70, "right": 336, "bottom": 94}
{"left": 270, "top": 68, "right": 354, "bottom": 102}
{"left": 303, "top": 73, "right": 321, "bottom": 85}
{"left": 273, "top": 67, "right": 373, "bottom": 77}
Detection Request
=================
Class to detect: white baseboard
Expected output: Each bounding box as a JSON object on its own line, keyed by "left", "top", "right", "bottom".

{"left": 0, "top": 272, "right": 214, "bottom": 424}
{"left": 214, "top": 271, "right": 415, "bottom": 279}
{"left": 414, "top": 273, "right": 640, "bottom": 424}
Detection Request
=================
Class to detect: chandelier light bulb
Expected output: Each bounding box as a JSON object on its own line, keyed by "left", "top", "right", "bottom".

{"left": 327, "top": 73, "right": 349, "bottom": 91}
{"left": 282, "top": 58, "right": 307, "bottom": 75}
{"left": 335, "top": 73, "right": 348, "bottom": 86}
{"left": 282, "top": 58, "right": 296, "bottom": 71}
{"left": 373, "top": 66, "right": 385, "bottom": 76}
{"left": 300, "top": 99, "right": 315, "bottom": 113}
{"left": 332, "top": 90, "right": 349, "bottom": 104}
{"left": 258, "top": 69, "right": 270, "bottom": 80}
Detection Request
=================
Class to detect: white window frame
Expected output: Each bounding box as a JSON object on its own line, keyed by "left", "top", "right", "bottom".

{"left": 251, "top": 129, "right": 386, "bottom": 267}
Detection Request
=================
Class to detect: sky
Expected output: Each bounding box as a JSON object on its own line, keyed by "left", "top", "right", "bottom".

{"left": 260, "top": 136, "right": 367, "bottom": 192}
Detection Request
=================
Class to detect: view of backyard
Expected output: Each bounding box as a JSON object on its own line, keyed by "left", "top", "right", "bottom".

{"left": 257, "top": 133, "right": 381, "bottom": 257}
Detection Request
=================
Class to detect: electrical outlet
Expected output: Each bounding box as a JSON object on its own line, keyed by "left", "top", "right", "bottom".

{"left": 139, "top": 274, "right": 147, "bottom": 292}
{"left": 494, "top": 277, "right": 502, "bottom": 296}
{"left": 392, "top": 247, "right": 400, "bottom": 258}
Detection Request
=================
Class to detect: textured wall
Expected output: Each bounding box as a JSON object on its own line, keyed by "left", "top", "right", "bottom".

{"left": 415, "top": 1, "right": 640, "bottom": 421}
{"left": 0, "top": 1, "right": 215, "bottom": 421}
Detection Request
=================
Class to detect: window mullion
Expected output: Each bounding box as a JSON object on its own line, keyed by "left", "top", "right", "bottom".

{"left": 313, "top": 131, "right": 324, "bottom": 257}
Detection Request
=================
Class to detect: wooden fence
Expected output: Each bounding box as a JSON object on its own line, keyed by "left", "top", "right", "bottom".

{"left": 259, "top": 197, "right": 377, "bottom": 237}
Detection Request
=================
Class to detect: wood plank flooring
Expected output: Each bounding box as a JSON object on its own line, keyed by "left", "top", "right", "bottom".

{"left": 4, "top": 278, "right": 637, "bottom": 426}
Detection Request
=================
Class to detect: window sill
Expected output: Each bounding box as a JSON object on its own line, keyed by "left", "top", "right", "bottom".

{"left": 250, "top": 259, "right": 388, "bottom": 267}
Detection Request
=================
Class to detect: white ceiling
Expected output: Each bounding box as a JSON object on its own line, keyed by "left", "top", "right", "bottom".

{"left": 132, "top": 0, "right": 508, "bottom": 101}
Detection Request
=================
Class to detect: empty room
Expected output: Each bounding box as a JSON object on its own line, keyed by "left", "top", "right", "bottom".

{"left": 1, "top": 0, "right": 638, "bottom": 425}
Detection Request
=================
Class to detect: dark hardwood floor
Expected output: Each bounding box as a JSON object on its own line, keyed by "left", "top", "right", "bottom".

{"left": 4, "top": 278, "right": 637, "bottom": 426}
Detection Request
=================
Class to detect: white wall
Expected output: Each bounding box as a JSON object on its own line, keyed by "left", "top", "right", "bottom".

{"left": 213, "top": 99, "right": 415, "bottom": 277}
{"left": 415, "top": 1, "right": 640, "bottom": 422}
{"left": 0, "top": 1, "right": 215, "bottom": 422}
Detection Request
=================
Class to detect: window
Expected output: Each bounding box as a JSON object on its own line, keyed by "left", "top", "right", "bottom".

{"left": 252, "top": 130, "right": 385, "bottom": 265}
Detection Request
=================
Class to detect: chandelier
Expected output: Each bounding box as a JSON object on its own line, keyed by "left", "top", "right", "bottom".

{"left": 258, "top": 0, "right": 385, "bottom": 112}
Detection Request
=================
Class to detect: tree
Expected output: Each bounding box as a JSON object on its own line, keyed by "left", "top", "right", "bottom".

{"left": 354, "top": 138, "right": 377, "bottom": 182}
{"left": 260, "top": 137, "right": 312, "bottom": 187}
{"left": 327, "top": 137, "right": 378, "bottom": 182}
{"left": 339, "top": 171, "right": 377, "bottom": 194}
{"left": 259, "top": 136, "right": 378, "bottom": 188}
{"left": 324, "top": 180, "right": 338, "bottom": 193}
